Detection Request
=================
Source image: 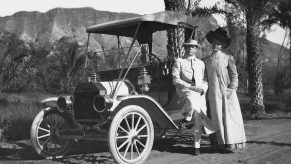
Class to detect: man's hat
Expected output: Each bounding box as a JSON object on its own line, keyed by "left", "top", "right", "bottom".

{"left": 183, "top": 39, "right": 200, "bottom": 47}
{"left": 206, "top": 27, "right": 231, "bottom": 48}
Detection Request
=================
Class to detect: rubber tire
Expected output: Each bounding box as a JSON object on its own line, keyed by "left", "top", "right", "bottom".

{"left": 108, "top": 105, "right": 154, "bottom": 164}
{"left": 30, "top": 108, "right": 74, "bottom": 159}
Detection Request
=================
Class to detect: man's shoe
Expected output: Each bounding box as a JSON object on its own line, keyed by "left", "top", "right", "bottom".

{"left": 194, "top": 148, "right": 200, "bottom": 155}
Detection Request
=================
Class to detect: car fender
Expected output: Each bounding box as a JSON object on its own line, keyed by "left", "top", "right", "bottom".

{"left": 41, "top": 96, "right": 72, "bottom": 108}
{"left": 110, "top": 95, "right": 178, "bottom": 130}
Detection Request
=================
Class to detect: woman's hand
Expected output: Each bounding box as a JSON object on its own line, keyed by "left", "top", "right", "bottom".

{"left": 226, "top": 88, "right": 233, "bottom": 99}
{"left": 189, "top": 86, "right": 204, "bottom": 95}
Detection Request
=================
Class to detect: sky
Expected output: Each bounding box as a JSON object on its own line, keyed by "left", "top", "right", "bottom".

{"left": 0, "top": 0, "right": 287, "bottom": 46}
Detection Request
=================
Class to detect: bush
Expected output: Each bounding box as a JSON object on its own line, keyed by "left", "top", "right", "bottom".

{"left": 0, "top": 117, "right": 8, "bottom": 142}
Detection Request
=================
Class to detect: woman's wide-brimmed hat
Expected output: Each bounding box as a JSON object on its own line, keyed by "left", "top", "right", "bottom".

{"left": 183, "top": 39, "right": 200, "bottom": 47}
{"left": 206, "top": 27, "right": 231, "bottom": 48}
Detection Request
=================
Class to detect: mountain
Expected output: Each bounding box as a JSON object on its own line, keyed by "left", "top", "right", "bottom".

{"left": 0, "top": 7, "right": 138, "bottom": 45}
{"left": 0, "top": 7, "right": 288, "bottom": 57}
{"left": 262, "top": 38, "right": 289, "bottom": 67}
{"left": 0, "top": 7, "right": 220, "bottom": 59}
{"left": 0, "top": 7, "right": 289, "bottom": 89}
{"left": 261, "top": 38, "right": 290, "bottom": 88}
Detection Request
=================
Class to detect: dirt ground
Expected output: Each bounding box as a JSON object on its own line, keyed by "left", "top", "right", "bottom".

{"left": 1, "top": 117, "right": 291, "bottom": 164}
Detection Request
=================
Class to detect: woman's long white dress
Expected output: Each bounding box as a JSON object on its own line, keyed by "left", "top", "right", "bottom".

{"left": 204, "top": 51, "right": 246, "bottom": 149}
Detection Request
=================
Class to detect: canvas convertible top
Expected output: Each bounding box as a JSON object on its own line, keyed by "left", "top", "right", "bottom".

{"left": 86, "top": 11, "right": 197, "bottom": 38}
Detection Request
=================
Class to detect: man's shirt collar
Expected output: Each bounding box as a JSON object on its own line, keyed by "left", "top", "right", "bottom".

{"left": 185, "top": 55, "right": 197, "bottom": 61}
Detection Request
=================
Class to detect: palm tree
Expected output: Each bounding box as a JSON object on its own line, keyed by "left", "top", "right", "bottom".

{"left": 192, "top": 0, "right": 281, "bottom": 115}
{"left": 164, "top": 0, "right": 201, "bottom": 59}
{"left": 262, "top": 0, "right": 291, "bottom": 97}
{"left": 50, "top": 36, "right": 83, "bottom": 93}
{"left": 164, "top": 0, "right": 186, "bottom": 60}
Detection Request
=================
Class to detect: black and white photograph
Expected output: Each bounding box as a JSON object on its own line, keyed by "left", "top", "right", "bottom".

{"left": 0, "top": 0, "right": 290, "bottom": 163}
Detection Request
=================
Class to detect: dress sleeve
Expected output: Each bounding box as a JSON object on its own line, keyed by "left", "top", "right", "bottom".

{"left": 172, "top": 59, "right": 191, "bottom": 89}
{"left": 227, "top": 55, "right": 238, "bottom": 90}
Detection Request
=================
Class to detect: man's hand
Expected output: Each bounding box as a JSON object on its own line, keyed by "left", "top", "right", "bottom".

{"left": 189, "top": 86, "right": 204, "bottom": 95}
{"left": 226, "top": 88, "right": 233, "bottom": 99}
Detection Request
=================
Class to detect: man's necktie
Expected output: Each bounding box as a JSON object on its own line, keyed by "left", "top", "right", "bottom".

{"left": 191, "top": 59, "right": 195, "bottom": 85}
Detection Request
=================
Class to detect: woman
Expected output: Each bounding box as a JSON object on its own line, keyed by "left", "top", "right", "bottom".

{"left": 204, "top": 27, "right": 246, "bottom": 152}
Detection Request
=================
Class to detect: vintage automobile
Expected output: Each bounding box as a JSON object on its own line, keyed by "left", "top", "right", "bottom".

{"left": 30, "top": 11, "right": 198, "bottom": 164}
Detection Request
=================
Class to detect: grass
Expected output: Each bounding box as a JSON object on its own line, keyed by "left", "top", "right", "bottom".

{"left": 0, "top": 92, "right": 48, "bottom": 141}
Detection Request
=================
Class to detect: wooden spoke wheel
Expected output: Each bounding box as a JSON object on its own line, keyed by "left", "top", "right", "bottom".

{"left": 108, "top": 105, "right": 154, "bottom": 164}
{"left": 30, "top": 108, "right": 74, "bottom": 159}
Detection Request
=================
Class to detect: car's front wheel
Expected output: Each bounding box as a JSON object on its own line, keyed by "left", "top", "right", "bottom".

{"left": 108, "top": 105, "right": 154, "bottom": 164}
{"left": 30, "top": 108, "right": 74, "bottom": 159}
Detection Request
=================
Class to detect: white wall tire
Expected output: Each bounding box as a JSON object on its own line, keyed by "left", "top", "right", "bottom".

{"left": 30, "top": 108, "right": 74, "bottom": 159}
{"left": 108, "top": 105, "right": 154, "bottom": 164}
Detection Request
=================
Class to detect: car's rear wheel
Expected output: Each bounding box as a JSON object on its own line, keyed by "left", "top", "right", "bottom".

{"left": 30, "top": 108, "right": 74, "bottom": 159}
{"left": 108, "top": 105, "right": 154, "bottom": 164}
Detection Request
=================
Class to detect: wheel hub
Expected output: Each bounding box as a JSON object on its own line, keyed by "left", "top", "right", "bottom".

{"left": 129, "top": 130, "right": 139, "bottom": 142}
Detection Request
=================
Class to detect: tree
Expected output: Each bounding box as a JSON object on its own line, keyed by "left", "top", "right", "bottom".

{"left": 164, "top": 0, "right": 186, "bottom": 60}
{"left": 164, "top": 0, "right": 202, "bottom": 60}
{"left": 27, "top": 42, "right": 53, "bottom": 92}
{"left": 49, "top": 36, "right": 84, "bottom": 93}
{"left": 262, "top": 0, "right": 291, "bottom": 97}
{"left": 0, "top": 31, "right": 32, "bottom": 92}
{"left": 192, "top": 0, "right": 282, "bottom": 115}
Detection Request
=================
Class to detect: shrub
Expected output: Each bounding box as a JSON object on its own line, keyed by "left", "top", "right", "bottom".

{"left": 0, "top": 117, "right": 8, "bottom": 142}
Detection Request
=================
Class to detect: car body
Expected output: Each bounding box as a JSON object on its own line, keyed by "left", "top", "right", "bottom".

{"left": 30, "top": 11, "right": 198, "bottom": 164}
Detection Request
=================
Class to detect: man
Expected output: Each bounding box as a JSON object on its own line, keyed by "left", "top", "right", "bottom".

{"left": 172, "top": 39, "right": 215, "bottom": 155}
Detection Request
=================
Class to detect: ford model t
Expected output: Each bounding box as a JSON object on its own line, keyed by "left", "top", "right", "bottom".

{"left": 30, "top": 11, "right": 199, "bottom": 164}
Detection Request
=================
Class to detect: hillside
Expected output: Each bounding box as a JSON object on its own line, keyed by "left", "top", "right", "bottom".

{"left": 261, "top": 38, "right": 290, "bottom": 88}
{"left": 0, "top": 7, "right": 220, "bottom": 59}
{"left": 0, "top": 7, "right": 288, "bottom": 59}
{"left": 0, "top": 7, "right": 289, "bottom": 91}
{"left": 0, "top": 8, "right": 139, "bottom": 45}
